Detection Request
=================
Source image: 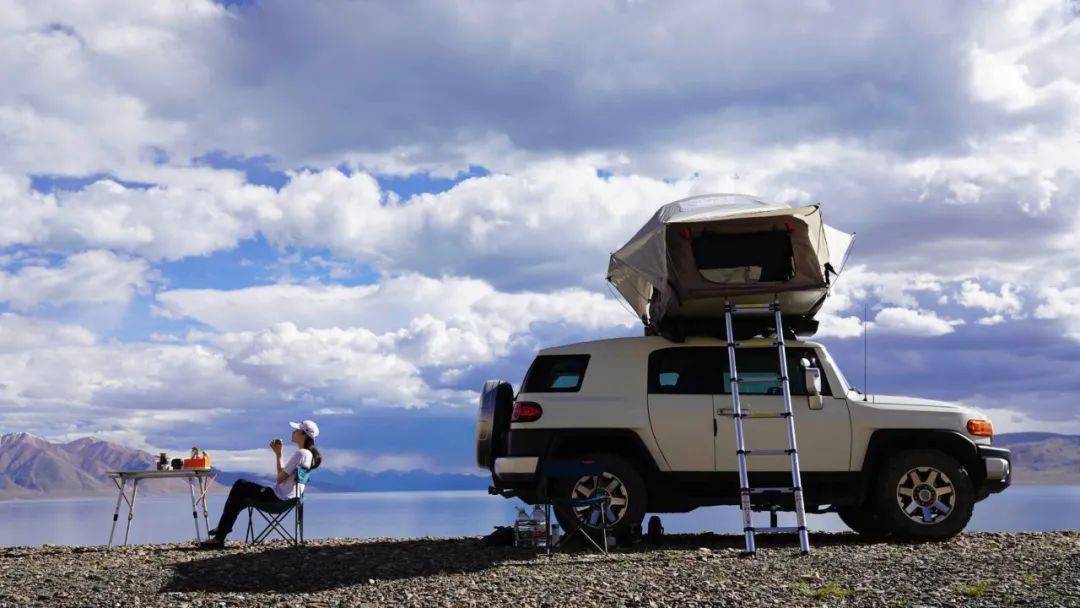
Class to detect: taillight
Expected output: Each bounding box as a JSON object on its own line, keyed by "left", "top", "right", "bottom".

{"left": 512, "top": 401, "right": 542, "bottom": 422}
{"left": 967, "top": 418, "right": 993, "bottom": 437}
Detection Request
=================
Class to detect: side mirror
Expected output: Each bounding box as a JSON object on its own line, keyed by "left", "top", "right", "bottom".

{"left": 800, "top": 358, "right": 823, "bottom": 407}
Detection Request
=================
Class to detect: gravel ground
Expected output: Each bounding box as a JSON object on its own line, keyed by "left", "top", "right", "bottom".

{"left": 1, "top": 532, "right": 1076, "bottom": 607}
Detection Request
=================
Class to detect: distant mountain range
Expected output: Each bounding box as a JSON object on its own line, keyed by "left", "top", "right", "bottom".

{"left": 0, "top": 432, "right": 1074, "bottom": 500}
{"left": 0, "top": 433, "right": 487, "bottom": 500}
{"left": 993, "top": 432, "right": 1080, "bottom": 485}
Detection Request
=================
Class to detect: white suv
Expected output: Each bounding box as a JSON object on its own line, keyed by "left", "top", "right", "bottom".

{"left": 477, "top": 335, "right": 1012, "bottom": 541}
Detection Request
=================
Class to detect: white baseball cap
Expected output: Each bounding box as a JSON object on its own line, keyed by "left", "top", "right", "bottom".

{"left": 289, "top": 419, "right": 320, "bottom": 438}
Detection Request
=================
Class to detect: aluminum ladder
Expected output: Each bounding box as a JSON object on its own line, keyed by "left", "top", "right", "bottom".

{"left": 723, "top": 295, "right": 810, "bottom": 555}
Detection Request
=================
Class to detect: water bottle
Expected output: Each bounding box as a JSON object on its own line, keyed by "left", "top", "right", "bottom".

{"left": 513, "top": 507, "right": 530, "bottom": 547}
{"left": 530, "top": 505, "right": 544, "bottom": 522}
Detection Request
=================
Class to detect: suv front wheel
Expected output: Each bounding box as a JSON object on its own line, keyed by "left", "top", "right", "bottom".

{"left": 550, "top": 453, "right": 646, "bottom": 542}
{"left": 873, "top": 449, "right": 974, "bottom": 540}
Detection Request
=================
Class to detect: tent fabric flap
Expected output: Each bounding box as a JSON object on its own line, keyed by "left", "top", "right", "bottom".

{"left": 607, "top": 194, "right": 853, "bottom": 332}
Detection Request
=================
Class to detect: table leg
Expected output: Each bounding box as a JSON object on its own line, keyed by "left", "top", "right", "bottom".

{"left": 188, "top": 477, "right": 202, "bottom": 542}
{"left": 107, "top": 478, "right": 125, "bottom": 548}
{"left": 123, "top": 478, "right": 140, "bottom": 546}
{"left": 198, "top": 476, "right": 212, "bottom": 535}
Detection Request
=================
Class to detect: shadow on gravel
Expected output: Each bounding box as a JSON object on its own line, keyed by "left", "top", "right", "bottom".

{"left": 163, "top": 532, "right": 886, "bottom": 594}
{"left": 162, "top": 538, "right": 527, "bottom": 594}
{"left": 653, "top": 531, "right": 886, "bottom": 551}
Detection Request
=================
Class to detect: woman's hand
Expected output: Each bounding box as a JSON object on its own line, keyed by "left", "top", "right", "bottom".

{"left": 270, "top": 438, "right": 283, "bottom": 456}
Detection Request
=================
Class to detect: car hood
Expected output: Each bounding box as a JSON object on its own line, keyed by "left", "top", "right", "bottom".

{"left": 857, "top": 393, "right": 984, "bottom": 416}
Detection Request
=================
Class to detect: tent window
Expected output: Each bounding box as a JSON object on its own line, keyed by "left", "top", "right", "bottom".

{"left": 691, "top": 231, "right": 795, "bottom": 284}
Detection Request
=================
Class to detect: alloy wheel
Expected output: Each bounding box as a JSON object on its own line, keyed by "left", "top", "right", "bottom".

{"left": 571, "top": 472, "right": 629, "bottom": 529}
{"left": 895, "top": 466, "right": 956, "bottom": 525}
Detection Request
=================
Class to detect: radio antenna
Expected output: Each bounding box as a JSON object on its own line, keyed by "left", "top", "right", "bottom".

{"left": 863, "top": 301, "right": 869, "bottom": 402}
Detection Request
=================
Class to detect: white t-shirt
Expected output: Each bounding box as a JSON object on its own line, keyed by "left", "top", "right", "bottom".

{"left": 274, "top": 448, "right": 314, "bottom": 500}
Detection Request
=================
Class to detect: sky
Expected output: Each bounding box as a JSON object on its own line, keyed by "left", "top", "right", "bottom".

{"left": 1, "top": 0, "right": 1079, "bottom": 476}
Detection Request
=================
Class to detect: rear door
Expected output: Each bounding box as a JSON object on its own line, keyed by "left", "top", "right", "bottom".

{"left": 714, "top": 347, "right": 851, "bottom": 473}
{"left": 646, "top": 347, "right": 725, "bottom": 471}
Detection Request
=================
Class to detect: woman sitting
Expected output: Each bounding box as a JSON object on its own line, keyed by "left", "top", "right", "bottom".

{"left": 199, "top": 419, "right": 322, "bottom": 549}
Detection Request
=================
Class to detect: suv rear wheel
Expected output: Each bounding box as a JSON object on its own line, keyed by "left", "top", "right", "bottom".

{"left": 873, "top": 449, "right": 974, "bottom": 540}
{"left": 551, "top": 453, "right": 646, "bottom": 542}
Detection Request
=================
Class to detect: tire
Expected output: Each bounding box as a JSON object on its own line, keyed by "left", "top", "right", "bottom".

{"left": 836, "top": 505, "right": 892, "bottom": 539}
{"left": 550, "top": 453, "right": 647, "bottom": 542}
{"left": 873, "top": 449, "right": 974, "bottom": 541}
{"left": 475, "top": 381, "right": 513, "bottom": 470}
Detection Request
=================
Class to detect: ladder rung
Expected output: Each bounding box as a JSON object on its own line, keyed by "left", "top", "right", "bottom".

{"left": 746, "top": 486, "right": 798, "bottom": 494}
{"left": 733, "top": 376, "right": 786, "bottom": 383}
{"left": 747, "top": 526, "right": 805, "bottom": 534}
{"left": 727, "top": 305, "right": 773, "bottom": 313}
{"left": 743, "top": 412, "right": 791, "bottom": 419}
{"left": 743, "top": 449, "right": 793, "bottom": 456}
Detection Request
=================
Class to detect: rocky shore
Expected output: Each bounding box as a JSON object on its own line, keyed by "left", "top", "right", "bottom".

{"left": 1, "top": 531, "right": 1076, "bottom": 607}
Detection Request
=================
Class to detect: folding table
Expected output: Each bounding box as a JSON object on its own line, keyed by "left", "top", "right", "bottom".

{"left": 106, "top": 469, "right": 216, "bottom": 547}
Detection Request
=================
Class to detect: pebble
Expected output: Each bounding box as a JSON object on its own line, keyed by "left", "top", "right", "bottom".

{"left": 0, "top": 532, "right": 1076, "bottom": 607}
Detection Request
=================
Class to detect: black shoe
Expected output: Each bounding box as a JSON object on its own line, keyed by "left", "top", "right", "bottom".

{"left": 198, "top": 538, "right": 225, "bottom": 550}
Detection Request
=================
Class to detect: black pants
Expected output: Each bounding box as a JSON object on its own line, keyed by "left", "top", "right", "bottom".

{"left": 214, "top": 479, "right": 280, "bottom": 540}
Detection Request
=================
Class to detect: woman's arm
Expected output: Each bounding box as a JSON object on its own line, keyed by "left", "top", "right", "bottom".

{"left": 271, "top": 439, "right": 289, "bottom": 483}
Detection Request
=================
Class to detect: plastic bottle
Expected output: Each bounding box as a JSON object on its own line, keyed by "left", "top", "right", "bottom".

{"left": 530, "top": 504, "right": 545, "bottom": 522}
{"left": 513, "top": 507, "right": 530, "bottom": 547}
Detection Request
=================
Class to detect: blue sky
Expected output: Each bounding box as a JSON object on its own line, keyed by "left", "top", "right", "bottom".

{"left": 1, "top": 1, "right": 1079, "bottom": 476}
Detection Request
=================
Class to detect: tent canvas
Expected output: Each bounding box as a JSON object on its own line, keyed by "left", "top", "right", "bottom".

{"left": 607, "top": 194, "right": 853, "bottom": 335}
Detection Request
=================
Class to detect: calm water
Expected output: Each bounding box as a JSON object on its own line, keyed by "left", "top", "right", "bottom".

{"left": 0, "top": 486, "right": 1076, "bottom": 547}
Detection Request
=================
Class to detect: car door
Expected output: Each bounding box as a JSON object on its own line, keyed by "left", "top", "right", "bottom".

{"left": 646, "top": 347, "right": 722, "bottom": 471}
{"left": 714, "top": 346, "right": 851, "bottom": 473}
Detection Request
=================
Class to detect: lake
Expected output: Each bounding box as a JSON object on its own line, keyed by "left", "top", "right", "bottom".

{"left": 0, "top": 485, "right": 1076, "bottom": 547}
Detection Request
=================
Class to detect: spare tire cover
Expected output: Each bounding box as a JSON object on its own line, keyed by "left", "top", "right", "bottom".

{"left": 475, "top": 380, "right": 514, "bottom": 470}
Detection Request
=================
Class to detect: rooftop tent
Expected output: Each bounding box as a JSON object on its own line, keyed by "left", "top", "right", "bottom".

{"left": 607, "top": 194, "right": 854, "bottom": 336}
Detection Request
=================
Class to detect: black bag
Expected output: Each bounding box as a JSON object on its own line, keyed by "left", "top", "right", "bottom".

{"left": 481, "top": 525, "right": 514, "bottom": 547}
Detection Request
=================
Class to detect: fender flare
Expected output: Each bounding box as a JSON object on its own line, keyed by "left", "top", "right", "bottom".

{"left": 541, "top": 428, "right": 663, "bottom": 475}
{"left": 857, "top": 429, "right": 984, "bottom": 503}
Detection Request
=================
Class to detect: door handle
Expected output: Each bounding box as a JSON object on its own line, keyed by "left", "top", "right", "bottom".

{"left": 713, "top": 418, "right": 717, "bottom": 436}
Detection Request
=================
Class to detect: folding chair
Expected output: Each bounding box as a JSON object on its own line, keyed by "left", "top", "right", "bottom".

{"left": 244, "top": 466, "right": 309, "bottom": 545}
{"left": 538, "top": 459, "right": 612, "bottom": 555}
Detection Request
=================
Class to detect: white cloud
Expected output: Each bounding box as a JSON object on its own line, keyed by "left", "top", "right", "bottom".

{"left": 0, "top": 249, "right": 152, "bottom": 310}
{"left": 157, "top": 273, "right": 635, "bottom": 363}
{"left": 957, "top": 280, "right": 1023, "bottom": 316}
{"left": 207, "top": 446, "right": 472, "bottom": 475}
{"left": 216, "top": 322, "right": 445, "bottom": 409}
{"left": 970, "top": 406, "right": 1080, "bottom": 436}
{"left": 263, "top": 162, "right": 694, "bottom": 288}
{"left": 2, "top": 0, "right": 1080, "bottom": 468}
{"left": 0, "top": 313, "right": 95, "bottom": 352}
{"left": 0, "top": 170, "right": 276, "bottom": 260}
{"left": 872, "top": 307, "right": 962, "bottom": 337}
{"left": 1035, "top": 285, "right": 1080, "bottom": 339}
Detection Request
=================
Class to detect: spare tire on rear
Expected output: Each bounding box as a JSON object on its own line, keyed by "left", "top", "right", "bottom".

{"left": 475, "top": 380, "right": 514, "bottom": 470}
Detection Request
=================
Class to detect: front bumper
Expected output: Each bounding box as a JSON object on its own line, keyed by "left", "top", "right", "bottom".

{"left": 978, "top": 445, "right": 1012, "bottom": 494}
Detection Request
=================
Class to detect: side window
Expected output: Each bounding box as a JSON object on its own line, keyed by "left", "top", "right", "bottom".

{"left": 522, "top": 355, "right": 590, "bottom": 393}
{"left": 648, "top": 347, "right": 727, "bottom": 394}
{"left": 720, "top": 347, "right": 831, "bottom": 396}
{"left": 722, "top": 348, "right": 783, "bottom": 395}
